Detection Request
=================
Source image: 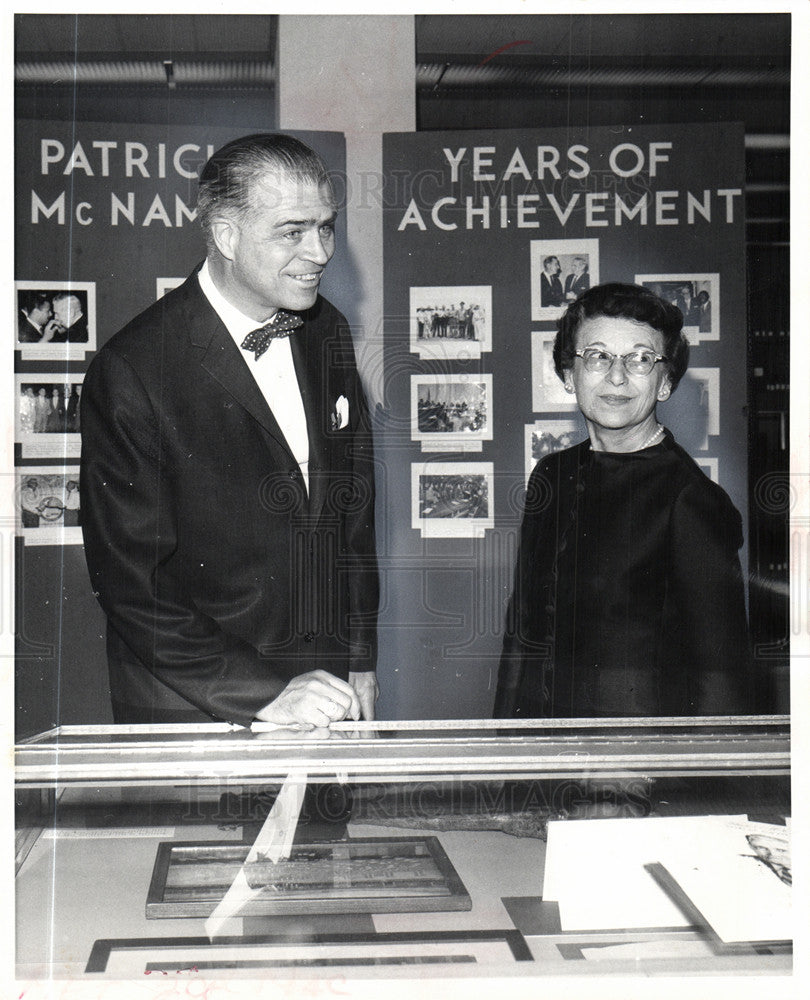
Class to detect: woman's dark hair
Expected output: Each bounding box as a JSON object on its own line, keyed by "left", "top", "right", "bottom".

{"left": 553, "top": 282, "right": 690, "bottom": 390}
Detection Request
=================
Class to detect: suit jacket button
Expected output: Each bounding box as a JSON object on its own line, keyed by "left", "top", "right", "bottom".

{"left": 304, "top": 631, "right": 315, "bottom": 643}
{"left": 289, "top": 469, "right": 299, "bottom": 480}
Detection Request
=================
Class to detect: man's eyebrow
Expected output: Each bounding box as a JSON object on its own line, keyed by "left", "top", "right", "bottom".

{"left": 273, "top": 211, "right": 337, "bottom": 228}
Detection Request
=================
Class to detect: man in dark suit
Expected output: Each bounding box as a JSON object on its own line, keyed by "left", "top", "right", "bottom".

{"left": 675, "top": 282, "right": 699, "bottom": 326}
{"left": 564, "top": 256, "right": 590, "bottom": 301}
{"left": 695, "top": 289, "right": 712, "bottom": 332}
{"left": 52, "top": 291, "right": 90, "bottom": 343}
{"left": 18, "top": 291, "right": 60, "bottom": 343}
{"left": 540, "top": 256, "right": 564, "bottom": 307}
{"left": 81, "top": 133, "right": 379, "bottom": 729}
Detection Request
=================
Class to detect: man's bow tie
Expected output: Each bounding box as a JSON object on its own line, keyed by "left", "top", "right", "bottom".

{"left": 241, "top": 310, "right": 303, "bottom": 360}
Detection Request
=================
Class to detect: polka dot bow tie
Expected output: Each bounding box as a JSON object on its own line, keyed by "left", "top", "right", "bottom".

{"left": 241, "top": 310, "right": 303, "bottom": 360}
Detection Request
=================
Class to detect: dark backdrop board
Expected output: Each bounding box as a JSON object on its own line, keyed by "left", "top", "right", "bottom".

{"left": 14, "top": 121, "right": 348, "bottom": 737}
{"left": 378, "top": 123, "right": 747, "bottom": 721}
{"left": 14, "top": 122, "right": 353, "bottom": 337}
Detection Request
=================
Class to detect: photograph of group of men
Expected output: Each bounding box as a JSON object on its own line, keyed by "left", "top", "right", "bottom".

{"left": 638, "top": 274, "right": 717, "bottom": 338}
{"left": 18, "top": 381, "right": 82, "bottom": 435}
{"left": 415, "top": 302, "right": 484, "bottom": 340}
{"left": 410, "top": 285, "right": 492, "bottom": 358}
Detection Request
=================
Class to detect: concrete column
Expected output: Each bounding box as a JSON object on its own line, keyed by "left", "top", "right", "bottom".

{"left": 276, "top": 14, "right": 416, "bottom": 404}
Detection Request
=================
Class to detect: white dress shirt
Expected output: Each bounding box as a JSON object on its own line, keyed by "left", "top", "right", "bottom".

{"left": 198, "top": 261, "right": 309, "bottom": 492}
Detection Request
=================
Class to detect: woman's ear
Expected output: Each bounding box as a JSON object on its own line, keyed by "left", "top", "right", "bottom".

{"left": 563, "top": 370, "right": 575, "bottom": 394}
{"left": 657, "top": 379, "right": 672, "bottom": 401}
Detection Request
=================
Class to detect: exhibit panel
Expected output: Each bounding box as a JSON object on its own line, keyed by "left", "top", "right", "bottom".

{"left": 16, "top": 718, "right": 791, "bottom": 981}
{"left": 379, "top": 122, "right": 753, "bottom": 720}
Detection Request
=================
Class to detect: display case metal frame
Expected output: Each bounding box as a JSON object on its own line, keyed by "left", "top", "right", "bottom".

{"left": 15, "top": 715, "right": 789, "bottom": 788}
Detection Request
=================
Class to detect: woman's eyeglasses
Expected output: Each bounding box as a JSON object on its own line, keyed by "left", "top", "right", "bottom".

{"left": 575, "top": 348, "right": 668, "bottom": 377}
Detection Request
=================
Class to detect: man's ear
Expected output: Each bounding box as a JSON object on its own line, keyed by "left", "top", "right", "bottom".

{"left": 210, "top": 216, "right": 239, "bottom": 262}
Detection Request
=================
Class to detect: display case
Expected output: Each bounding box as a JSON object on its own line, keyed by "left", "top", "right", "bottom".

{"left": 15, "top": 716, "right": 791, "bottom": 983}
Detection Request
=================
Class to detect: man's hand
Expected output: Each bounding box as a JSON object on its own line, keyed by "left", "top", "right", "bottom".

{"left": 40, "top": 319, "right": 61, "bottom": 342}
{"left": 254, "top": 670, "right": 361, "bottom": 729}
{"left": 348, "top": 671, "right": 379, "bottom": 721}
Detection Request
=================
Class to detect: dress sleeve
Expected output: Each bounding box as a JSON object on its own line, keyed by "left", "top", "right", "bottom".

{"left": 494, "top": 459, "right": 555, "bottom": 717}
{"left": 669, "top": 477, "right": 753, "bottom": 713}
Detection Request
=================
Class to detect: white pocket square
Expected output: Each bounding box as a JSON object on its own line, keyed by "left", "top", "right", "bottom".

{"left": 331, "top": 395, "right": 349, "bottom": 430}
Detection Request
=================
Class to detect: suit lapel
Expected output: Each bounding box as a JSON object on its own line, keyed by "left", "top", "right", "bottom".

{"left": 179, "top": 274, "right": 335, "bottom": 519}
{"left": 180, "top": 276, "right": 298, "bottom": 464}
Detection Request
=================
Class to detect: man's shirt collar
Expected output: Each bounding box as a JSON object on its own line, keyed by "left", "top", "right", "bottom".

{"left": 197, "top": 260, "right": 276, "bottom": 339}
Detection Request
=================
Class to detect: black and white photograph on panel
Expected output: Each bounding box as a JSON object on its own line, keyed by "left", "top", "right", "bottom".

{"left": 531, "top": 331, "right": 579, "bottom": 412}
{"left": 411, "top": 461, "right": 494, "bottom": 537}
{"left": 410, "top": 285, "right": 492, "bottom": 359}
{"left": 156, "top": 276, "right": 185, "bottom": 299}
{"left": 411, "top": 373, "right": 492, "bottom": 452}
{"left": 636, "top": 273, "right": 719, "bottom": 344}
{"left": 530, "top": 239, "right": 600, "bottom": 322}
{"left": 16, "top": 466, "right": 83, "bottom": 546}
{"left": 681, "top": 366, "right": 721, "bottom": 450}
{"left": 15, "top": 280, "right": 96, "bottom": 360}
{"left": 16, "top": 375, "right": 84, "bottom": 459}
{"left": 524, "top": 418, "right": 584, "bottom": 483}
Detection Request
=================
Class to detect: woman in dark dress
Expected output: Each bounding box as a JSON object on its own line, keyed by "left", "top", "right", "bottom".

{"left": 496, "top": 283, "right": 751, "bottom": 718}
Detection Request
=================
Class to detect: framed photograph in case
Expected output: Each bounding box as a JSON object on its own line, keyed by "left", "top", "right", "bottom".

{"left": 146, "top": 836, "right": 472, "bottom": 918}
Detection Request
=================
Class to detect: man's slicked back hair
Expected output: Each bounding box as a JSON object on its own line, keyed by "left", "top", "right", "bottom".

{"left": 196, "top": 133, "right": 334, "bottom": 246}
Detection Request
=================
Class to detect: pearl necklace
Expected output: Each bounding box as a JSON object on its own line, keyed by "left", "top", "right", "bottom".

{"left": 637, "top": 423, "right": 664, "bottom": 451}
